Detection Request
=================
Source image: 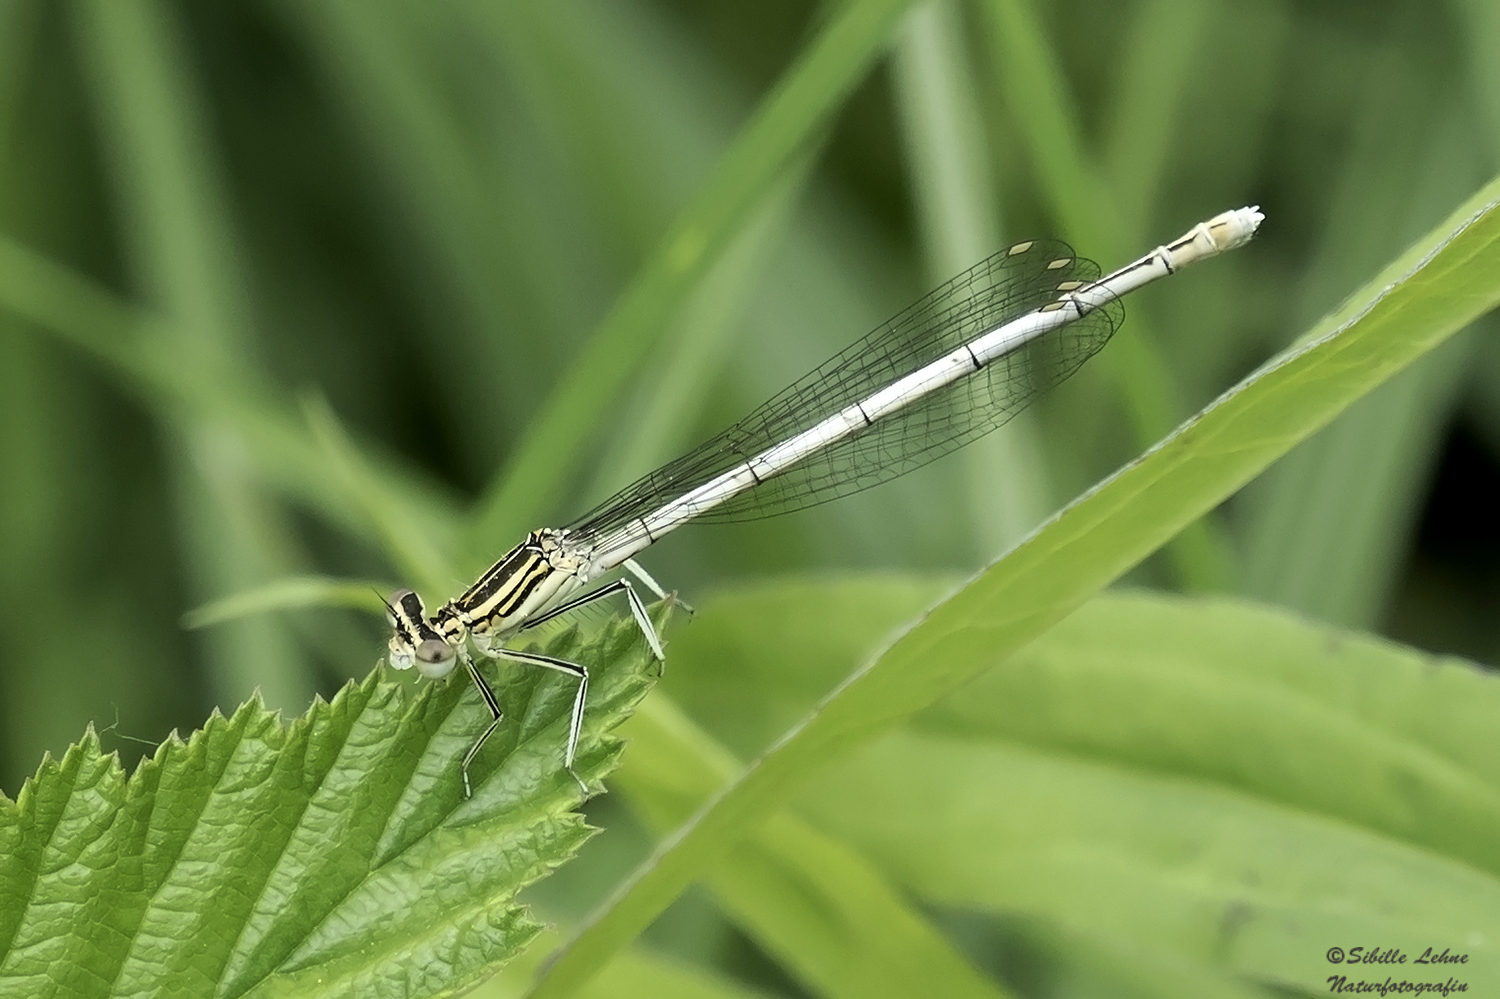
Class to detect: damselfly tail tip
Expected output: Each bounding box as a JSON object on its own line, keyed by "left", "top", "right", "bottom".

{"left": 1208, "top": 205, "right": 1264, "bottom": 251}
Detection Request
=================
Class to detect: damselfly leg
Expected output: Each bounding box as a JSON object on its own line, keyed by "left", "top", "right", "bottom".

{"left": 456, "top": 648, "right": 503, "bottom": 800}
{"left": 461, "top": 574, "right": 667, "bottom": 798}
{"left": 624, "top": 558, "right": 696, "bottom": 615}
{"left": 463, "top": 643, "right": 590, "bottom": 797}
{"left": 520, "top": 577, "right": 665, "bottom": 660}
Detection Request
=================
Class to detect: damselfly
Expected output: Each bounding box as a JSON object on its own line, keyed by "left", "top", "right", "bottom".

{"left": 386, "top": 207, "right": 1264, "bottom": 797}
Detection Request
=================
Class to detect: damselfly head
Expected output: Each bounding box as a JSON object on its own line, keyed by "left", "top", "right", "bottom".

{"left": 386, "top": 588, "right": 459, "bottom": 678}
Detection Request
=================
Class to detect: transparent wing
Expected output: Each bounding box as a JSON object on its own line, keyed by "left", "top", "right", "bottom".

{"left": 567, "top": 239, "right": 1123, "bottom": 540}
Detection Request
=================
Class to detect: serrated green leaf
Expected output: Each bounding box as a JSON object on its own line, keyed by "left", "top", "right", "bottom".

{"left": 0, "top": 613, "right": 664, "bottom": 999}
{"left": 529, "top": 177, "right": 1500, "bottom": 998}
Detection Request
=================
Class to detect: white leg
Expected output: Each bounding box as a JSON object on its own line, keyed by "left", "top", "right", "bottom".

{"left": 474, "top": 644, "right": 591, "bottom": 797}
{"left": 627, "top": 558, "right": 694, "bottom": 615}
{"left": 623, "top": 558, "right": 666, "bottom": 599}
{"left": 519, "top": 579, "right": 665, "bottom": 661}
{"left": 457, "top": 647, "right": 504, "bottom": 800}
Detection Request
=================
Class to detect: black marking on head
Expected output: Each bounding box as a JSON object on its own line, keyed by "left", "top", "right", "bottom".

{"left": 389, "top": 588, "right": 449, "bottom": 645}
{"left": 388, "top": 589, "right": 421, "bottom": 641}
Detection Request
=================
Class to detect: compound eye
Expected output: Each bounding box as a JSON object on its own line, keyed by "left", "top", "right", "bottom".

{"left": 415, "top": 639, "right": 457, "bottom": 678}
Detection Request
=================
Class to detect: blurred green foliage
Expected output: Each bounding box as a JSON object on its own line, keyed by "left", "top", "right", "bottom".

{"left": 1, "top": 0, "right": 1498, "bottom": 995}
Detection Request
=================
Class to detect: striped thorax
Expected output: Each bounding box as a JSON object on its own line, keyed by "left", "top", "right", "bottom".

{"left": 438, "top": 529, "right": 589, "bottom": 646}
{"left": 385, "top": 528, "right": 592, "bottom": 678}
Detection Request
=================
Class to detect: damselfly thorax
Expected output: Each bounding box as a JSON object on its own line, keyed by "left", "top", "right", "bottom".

{"left": 440, "top": 529, "right": 590, "bottom": 644}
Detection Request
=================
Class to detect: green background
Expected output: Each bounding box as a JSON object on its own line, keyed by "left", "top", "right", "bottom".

{"left": 1, "top": 0, "right": 1497, "bottom": 996}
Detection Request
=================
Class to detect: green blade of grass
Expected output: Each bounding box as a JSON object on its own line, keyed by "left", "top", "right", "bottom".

{"left": 0, "top": 236, "right": 463, "bottom": 562}
{"left": 70, "top": 0, "right": 252, "bottom": 356}
{"left": 892, "top": 0, "right": 1002, "bottom": 270}
{"left": 616, "top": 577, "right": 981, "bottom": 996}
{"left": 469, "top": 0, "right": 736, "bottom": 264}
{"left": 473, "top": 928, "right": 786, "bottom": 999}
{"left": 662, "top": 579, "right": 1499, "bottom": 993}
{"left": 977, "top": 0, "right": 1238, "bottom": 590}
{"left": 1241, "top": 69, "right": 1482, "bottom": 628}
{"left": 71, "top": 0, "right": 316, "bottom": 711}
{"left": 182, "top": 575, "right": 393, "bottom": 630}
{"left": 302, "top": 393, "right": 458, "bottom": 597}
{"left": 466, "top": 0, "right": 920, "bottom": 563}
{"left": 271, "top": 0, "right": 568, "bottom": 457}
{"left": 528, "top": 177, "right": 1500, "bottom": 999}
{"left": 978, "top": 0, "right": 1111, "bottom": 237}
{"left": 658, "top": 575, "right": 955, "bottom": 759}
{"left": 1099, "top": 0, "right": 1215, "bottom": 235}
{"left": 891, "top": 0, "right": 1051, "bottom": 558}
{"left": 470, "top": 0, "right": 807, "bottom": 512}
{"left": 582, "top": 159, "right": 813, "bottom": 504}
